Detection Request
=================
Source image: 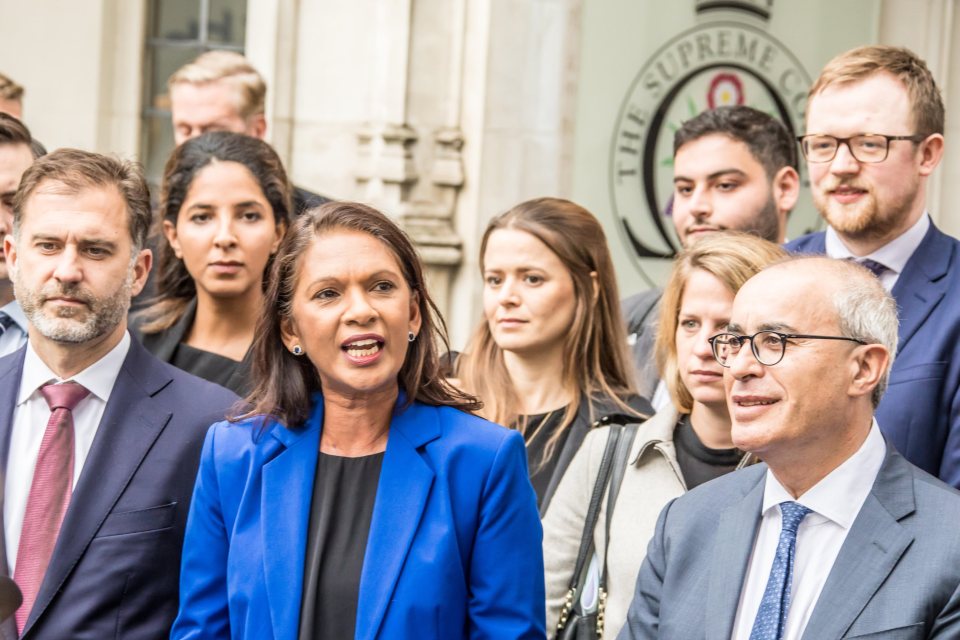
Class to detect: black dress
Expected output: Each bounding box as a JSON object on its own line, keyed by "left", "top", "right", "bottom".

{"left": 521, "top": 409, "right": 570, "bottom": 508}
{"left": 298, "top": 451, "right": 384, "bottom": 640}
{"left": 135, "top": 298, "right": 252, "bottom": 396}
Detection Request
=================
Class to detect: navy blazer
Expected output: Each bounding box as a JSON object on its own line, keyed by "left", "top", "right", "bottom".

{"left": 0, "top": 336, "right": 238, "bottom": 639}
{"left": 788, "top": 223, "right": 960, "bottom": 488}
{"left": 171, "top": 395, "right": 546, "bottom": 640}
{"left": 619, "top": 444, "right": 960, "bottom": 639}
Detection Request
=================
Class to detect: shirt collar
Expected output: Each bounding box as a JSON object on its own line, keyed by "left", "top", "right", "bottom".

{"left": 18, "top": 332, "right": 131, "bottom": 405}
{"left": 824, "top": 212, "right": 930, "bottom": 276}
{"left": 761, "top": 419, "right": 886, "bottom": 529}
{"left": 0, "top": 300, "right": 28, "bottom": 333}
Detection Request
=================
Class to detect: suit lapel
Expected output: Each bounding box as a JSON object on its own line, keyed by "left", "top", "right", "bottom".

{"left": 355, "top": 402, "right": 439, "bottom": 640}
{"left": 0, "top": 351, "right": 24, "bottom": 640}
{"left": 261, "top": 405, "right": 320, "bottom": 640}
{"left": 705, "top": 471, "right": 765, "bottom": 640}
{"left": 891, "top": 223, "right": 952, "bottom": 351}
{"left": 801, "top": 447, "right": 915, "bottom": 639}
{"left": 23, "top": 339, "right": 175, "bottom": 636}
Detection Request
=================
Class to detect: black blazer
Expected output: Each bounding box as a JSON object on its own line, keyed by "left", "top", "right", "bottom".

{"left": 136, "top": 299, "right": 252, "bottom": 396}
{"left": 0, "top": 336, "right": 238, "bottom": 639}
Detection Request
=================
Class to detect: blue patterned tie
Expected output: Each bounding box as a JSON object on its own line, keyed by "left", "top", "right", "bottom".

{"left": 0, "top": 311, "right": 12, "bottom": 334}
{"left": 749, "top": 501, "right": 812, "bottom": 640}
{"left": 857, "top": 258, "right": 888, "bottom": 278}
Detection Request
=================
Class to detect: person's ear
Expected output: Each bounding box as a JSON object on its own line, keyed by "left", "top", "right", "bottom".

{"left": 280, "top": 315, "right": 301, "bottom": 354}
{"left": 847, "top": 343, "right": 890, "bottom": 401}
{"left": 918, "top": 133, "right": 945, "bottom": 177}
{"left": 247, "top": 114, "right": 267, "bottom": 141}
{"left": 408, "top": 289, "right": 423, "bottom": 338}
{"left": 772, "top": 166, "right": 800, "bottom": 220}
{"left": 163, "top": 219, "right": 183, "bottom": 259}
{"left": 129, "top": 248, "right": 153, "bottom": 297}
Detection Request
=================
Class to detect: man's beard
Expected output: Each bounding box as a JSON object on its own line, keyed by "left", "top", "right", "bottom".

{"left": 739, "top": 196, "right": 782, "bottom": 243}
{"left": 685, "top": 196, "right": 782, "bottom": 244}
{"left": 14, "top": 272, "right": 133, "bottom": 344}
{"left": 813, "top": 177, "right": 919, "bottom": 243}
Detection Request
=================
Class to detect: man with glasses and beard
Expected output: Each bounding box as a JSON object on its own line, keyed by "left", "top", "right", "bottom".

{"left": 0, "top": 149, "right": 237, "bottom": 638}
{"left": 788, "top": 45, "right": 960, "bottom": 488}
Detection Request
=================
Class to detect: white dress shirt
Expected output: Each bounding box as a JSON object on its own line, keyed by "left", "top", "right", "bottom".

{"left": 731, "top": 421, "right": 886, "bottom": 640}
{"left": 4, "top": 332, "right": 130, "bottom": 573}
{"left": 0, "top": 300, "right": 28, "bottom": 358}
{"left": 824, "top": 212, "right": 929, "bottom": 291}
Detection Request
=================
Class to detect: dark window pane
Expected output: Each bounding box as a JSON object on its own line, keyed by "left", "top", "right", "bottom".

{"left": 208, "top": 0, "right": 247, "bottom": 46}
{"left": 142, "top": 114, "right": 175, "bottom": 189}
{"left": 151, "top": 0, "right": 201, "bottom": 40}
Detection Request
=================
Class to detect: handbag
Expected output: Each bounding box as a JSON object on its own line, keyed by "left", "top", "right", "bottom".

{"left": 555, "top": 422, "right": 639, "bottom": 640}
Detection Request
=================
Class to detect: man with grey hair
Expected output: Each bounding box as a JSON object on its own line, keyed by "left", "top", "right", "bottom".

{"left": 0, "top": 149, "right": 236, "bottom": 638}
{"left": 619, "top": 257, "right": 960, "bottom": 639}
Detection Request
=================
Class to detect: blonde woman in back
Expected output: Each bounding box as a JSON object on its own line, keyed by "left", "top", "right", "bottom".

{"left": 542, "top": 232, "right": 787, "bottom": 639}
{"left": 456, "top": 197, "right": 652, "bottom": 513}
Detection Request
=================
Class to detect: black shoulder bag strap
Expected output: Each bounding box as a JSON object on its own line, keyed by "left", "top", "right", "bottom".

{"left": 556, "top": 425, "right": 623, "bottom": 633}
{"left": 597, "top": 422, "right": 640, "bottom": 637}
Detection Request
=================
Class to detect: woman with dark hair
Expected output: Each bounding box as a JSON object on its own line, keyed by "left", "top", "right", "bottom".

{"left": 455, "top": 197, "right": 652, "bottom": 512}
{"left": 135, "top": 131, "right": 290, "bottom": 395}
{"left": 171, "top": 202, "right": 545, "bottom": 639}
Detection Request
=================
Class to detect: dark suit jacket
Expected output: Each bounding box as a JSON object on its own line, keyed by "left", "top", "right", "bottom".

{"left": 0, "top": 336, "right": 238, "bottom": 639}
{"left": 134, "top": 299, "right": 252, "bottom": 396}
{"left": 619, "top": 444, "right": 960, "bottom": 639}
{"left": 292, "top": 186, "right": 330, "bottom": 215}
{"left": 788, "top": 223, "right": 960, "bottom": 488}
{"left": 621, "top": 288, "right": 664, "bottom": 401}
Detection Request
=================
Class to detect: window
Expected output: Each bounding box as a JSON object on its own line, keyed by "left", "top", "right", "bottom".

{"left": 140, "top": 0, "right": 247, "bottom": 188}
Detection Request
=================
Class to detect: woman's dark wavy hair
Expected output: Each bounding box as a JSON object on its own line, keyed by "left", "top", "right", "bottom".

{"left": 235, "top": 201, "right": 481, "bottom": 427}
{"left": 137, "top": 131, "right": 292, "bottom": 333}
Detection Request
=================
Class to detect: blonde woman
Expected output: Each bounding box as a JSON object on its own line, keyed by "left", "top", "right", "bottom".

{"left": 543, "top": 232, "right": 787, "bottom": 639}
{"left": 456, "top": 197, "right": 651, "bottom": 512}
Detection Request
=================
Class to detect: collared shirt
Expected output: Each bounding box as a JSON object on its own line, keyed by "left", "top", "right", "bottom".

{"left": 824, "top": 212, "right": 929, "bottom": 291}
{"left": 0, "top": 300, "right": 28, "bottom": 358}
{"left": 731, "top": 420, "right": 886, "bottom": 640}
{"left": 4, "top": 332, "right": 130, "bottom": 572}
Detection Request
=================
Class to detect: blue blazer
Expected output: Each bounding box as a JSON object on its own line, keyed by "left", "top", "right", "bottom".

{"left": 788, "top": 223, "right": 960, "bottom": 488}
{"left": 171, "top": 395, "right": 546, "bottom": 640}
{"left": 0, "top": 337, "right": 238, "bottom": 639}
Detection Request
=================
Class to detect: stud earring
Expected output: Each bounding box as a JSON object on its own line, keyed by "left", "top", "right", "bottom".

{"left": 292, "top": 345, "right": 303, "bottom": 356}
{"left": 408, "top": 332, "right": 416, "bottom": 343}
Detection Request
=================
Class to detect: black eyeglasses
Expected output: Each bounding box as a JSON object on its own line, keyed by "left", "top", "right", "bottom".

{"left": 797, "top": 133, "right": 929, "bottom": 163}
{"left": 708, "top": 331, "right": 867, "bottom": 367}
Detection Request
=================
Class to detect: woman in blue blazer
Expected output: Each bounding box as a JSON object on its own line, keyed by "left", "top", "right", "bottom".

{"left": 171, "top": 202, "right": 545, "bottom": 639}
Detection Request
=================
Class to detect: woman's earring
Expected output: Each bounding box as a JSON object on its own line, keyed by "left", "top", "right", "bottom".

{"left": 292, "top": 345, "right": 303, "bottom": 356}
{"left": 408, "top": 331, "right": 416, "bottom": 343}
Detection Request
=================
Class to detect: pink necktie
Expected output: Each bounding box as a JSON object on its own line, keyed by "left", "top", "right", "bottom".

{"left": 13, "top": 382, "right": 89, "bottom": 634}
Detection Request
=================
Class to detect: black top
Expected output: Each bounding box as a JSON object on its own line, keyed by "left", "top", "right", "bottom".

{"left": 673, "top": 415, "right": 743, "bottom": 490}
{"left": 170, "top": 342, "right": 250, "bottom": 396}
{"left": 521, "top": 409, "right": 570, "bottom": 509}
{"left": 135, "top": 298, "right": 253, "bottom": 396}
{"left": 298, "top": 451, "right": 384, "bottom": 640}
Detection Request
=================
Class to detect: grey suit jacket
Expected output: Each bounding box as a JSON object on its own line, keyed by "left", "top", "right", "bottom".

{"left": 618, "top": 443, "right": 960, "bottom": 639}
